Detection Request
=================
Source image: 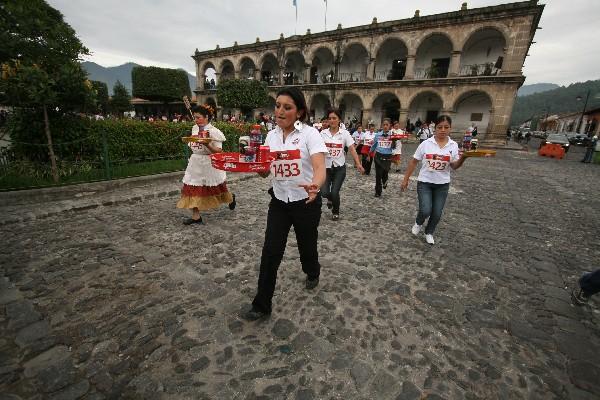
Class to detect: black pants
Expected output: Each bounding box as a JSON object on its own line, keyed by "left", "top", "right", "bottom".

{"left": 580, "top": 269, "right": 600, "bottom": 296}
{"left": 321, "top": 165, "right": 346, "bottom": 214}
{"left": 252, "top": 189, "right": 322, "bottom": 313}
{"left": 361, "top": 153, "right": 373, "bottom": 175}
{"left": 374, "top": 153, "right": 391, "bottom": 196}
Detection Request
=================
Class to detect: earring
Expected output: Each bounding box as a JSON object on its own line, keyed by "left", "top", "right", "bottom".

{"left": 294, "top": 120, "right": 302, "bottom": 130}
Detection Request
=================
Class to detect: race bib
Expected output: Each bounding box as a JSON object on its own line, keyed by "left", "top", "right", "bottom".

{"left": 325, "top": 142, "right": 343, "bottom": 158}
{"left": 364, "top": 138, "right": 374, "bottom": 147}
{"left": 378, "top": 139, "right": 392, "bottom": 149}
{"left": 424, "top": 154, "right": 450, "bottom": 172}
{"left": 271, "top": 150, "right": 302, "bottom": 181}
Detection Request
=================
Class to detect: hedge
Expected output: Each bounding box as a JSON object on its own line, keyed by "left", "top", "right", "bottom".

{"left": 5, "top": 109, "right": 257, "bottom": 163}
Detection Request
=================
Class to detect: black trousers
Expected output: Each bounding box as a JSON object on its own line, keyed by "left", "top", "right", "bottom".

{"left": 374, "top": 153, "right": 392, "bottom": 195}
{"left": 252, "top": 189, "right": 322, "bottom": 313}
{"left": 361, "top": 153, "right": 373, "bottom": 175}
{"left": 321, "top": 165, "right": 347, "bottom": 214}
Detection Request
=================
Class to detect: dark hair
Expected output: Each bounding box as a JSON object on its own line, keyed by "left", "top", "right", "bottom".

{"left": 435, "top": 115, "right": 452, "bottom": 126}
{"left": 382, "top": 118, "right": 391, "bottom": 125}
{"left": 326, "top": 108, "right": 342, "bottom": 120}
{"left": 321, "top": 116, "right": 329, "bottom": 122}
{"left": 191, "top": 104, "right": 214, "bottom": 120}
{"left": 276, "top": 87, "right": 308, "bottom": 122}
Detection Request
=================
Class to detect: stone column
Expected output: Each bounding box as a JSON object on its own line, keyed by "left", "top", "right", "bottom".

{"left": 214, "top": 72, "right": 221, "bottom": 86}
{"left": 216, "top": 106, "right": 223, "bottom": 121}
{"left": 449, "top": 51, "right": 462, "bottom": 77}
{"left": 404, "top": 55, "right": 416, "bottom": 80}
{"left": 366, "top": 58, "right": 376, "bottom": 81}
{"left": 234, "top": 69, "right": 240, "bottom": 79}
{"left": 304, "top": 65, "right": 311, "bottom": 84}
{"left": 362, "top": 108, "right": 373, "bottom": 126}
{"left": 278, "top": 65, "right": 284, "bottom": 86}
{"left": 195, "top": 61, "right": 202, "bottom": 90}
{"left": 398, "top": 109, "right": 409, "bottom": 129}
{"left": 253, "top": 69, "right": 260, "bottom": 81}
{"left": 334, "top": 61, "right": 340, "bottom": 83}
{"left": 480, "top": 87, "right": 517, "bottom": 145}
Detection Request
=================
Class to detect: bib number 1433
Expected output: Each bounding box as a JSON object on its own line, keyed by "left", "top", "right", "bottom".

{"left": 272, "top": 159, "right": 302, "bottom": 180}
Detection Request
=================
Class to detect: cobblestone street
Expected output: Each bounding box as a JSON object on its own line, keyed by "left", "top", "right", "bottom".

{"left": 1, "top": 142, "right": 599, "bottom": 400}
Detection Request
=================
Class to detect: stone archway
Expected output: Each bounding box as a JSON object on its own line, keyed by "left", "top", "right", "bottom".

{"left": 459, "top": 28, "right": 506, "bottom": 76}
{"left": 372, "top": 92, "right": 401, "bottom": 126}
{"left": 310, "top": 47, "right": 335, "bottom": 84}
{"left": 310, "top": 93, "right": 332, "bottom": 121}
{"left": 339, "top": 43, "right": 369, "bottom": 82}
{"left": 239, "top": 57, "right": 257, "bottom": 80}
{"left": 338, "top": 93, "right": 364, "bottom": 125}
{"left": 375, "top": 38, "right": 409, "bottom": 81}
{"left": 452, "top": 90, "right": 493, "bottom": 135}
{"left": 220, "top": 59, "right": 235, "bottom": 82}
{"left": 201, "top": 61, "right": 217, "bottom": 89}
{"left": 415, "top": 34, "right": 453, "bottom": 79}
{"left": 408, "top": 91, "right": 443, "bottom": 126}
{"left": 260, "top": 53, "right": 279, "bottom": 85}
{"left": 284, "top": 51, "right": 306, "bottom": 85}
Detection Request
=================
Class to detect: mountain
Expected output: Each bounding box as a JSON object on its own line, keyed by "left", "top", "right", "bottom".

{"left": 517, "top": 83, "right": 560, "bottom": 97}
{"left": 81, "top": 61, "right": 196, "bottom": 95}
{"left": 511, "top": 79, "right": 600, "bottom": 125}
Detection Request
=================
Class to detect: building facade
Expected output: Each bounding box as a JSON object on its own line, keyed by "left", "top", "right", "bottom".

{"left": 193, "top": 1, "right": 543, "bottom": 143}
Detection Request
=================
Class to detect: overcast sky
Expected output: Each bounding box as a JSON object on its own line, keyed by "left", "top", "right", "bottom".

{"left": 47, "top": 0, "right": 599, "bottom": 86}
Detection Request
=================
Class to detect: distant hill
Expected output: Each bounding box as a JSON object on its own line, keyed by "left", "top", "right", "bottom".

{"left": 82, "top": 61, "right": 196, "bottom": 95}
{"left": 517, "top": 83, "right": 560, "bottom": 97}
{"left": 511, "top": 79, "right": 600, "bottom": 125}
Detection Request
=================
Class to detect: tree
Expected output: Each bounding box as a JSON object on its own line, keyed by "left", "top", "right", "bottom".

{"left": 0, "top": 0, "right": 90, "bottom": 182}
{"left": 217, "top": 79, "right": 269, "bottom": 115}
{"left": 110, "top": 81, "right": 131, "bottom": 116}
{"left": 131, "top": 66, "right": 191, "bottom": 103}
{"left": 90, "top": 80, "right": 109, "bottom": 114}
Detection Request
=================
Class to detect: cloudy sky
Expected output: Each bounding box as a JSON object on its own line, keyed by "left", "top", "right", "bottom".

{"left": 48, "top": 0, "right": 599, "bottom": 86}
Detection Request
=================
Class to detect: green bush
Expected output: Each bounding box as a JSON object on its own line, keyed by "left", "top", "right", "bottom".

{"left": 5, "top": 110, "right": 258, "bottom": 161}
{"left": 132, "top": 66, "right": 191, "bottom": 102}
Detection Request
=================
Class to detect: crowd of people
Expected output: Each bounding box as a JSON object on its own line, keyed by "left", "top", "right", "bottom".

{"left": 176, "top": 87, "right": 487, "bottom": 321}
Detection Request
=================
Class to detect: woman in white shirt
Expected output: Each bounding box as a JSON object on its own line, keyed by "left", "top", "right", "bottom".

{"left": 400, "top": 115, "right": 467, "bottom": 245}
{"left": 320, "top": 109, "right": 364, "bottom": 221}
{"left": 360, "top": 124, "right": 377, "bottom": 175}
{"left": 245, "top": 87, "right": 328, "bottom": 321}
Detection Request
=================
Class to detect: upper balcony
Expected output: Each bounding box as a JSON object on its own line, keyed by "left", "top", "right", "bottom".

{"left": 195, "top": 26, "right": 510, "bottom": 93}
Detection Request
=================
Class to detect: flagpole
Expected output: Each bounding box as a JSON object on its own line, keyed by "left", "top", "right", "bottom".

{"left": 295, "top": 5, "right": 298, "bottom": 35}
{"left": 324, "top": 0, "right": 328, "bottom": 31}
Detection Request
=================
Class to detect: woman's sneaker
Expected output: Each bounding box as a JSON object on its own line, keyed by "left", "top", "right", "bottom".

{"left": 411, "top": 223, "right": 422, "bottom": 236}
{"left": 425, "top": 234, "right": 435, "bottom": 245}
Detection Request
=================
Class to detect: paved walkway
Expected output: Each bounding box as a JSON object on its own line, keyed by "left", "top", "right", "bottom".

{"left": 1, "top": 141, "right": 599, "bottom": 400}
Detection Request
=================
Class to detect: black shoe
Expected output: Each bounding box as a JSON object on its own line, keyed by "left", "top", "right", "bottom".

{"left": 243, "top": 307, "right": 270, "bottom": 321}
{"left": 183, "top": 217, "right": 204, "bottom": 225}
{"left": 571, "top": 288, "right": 590, "bottom": 306}
{"left": 383, "top": 182, "right": 388, "bottom": 189}
{"left": 229, "top": 194, "right": 236, "bottom": 210}
{"left": 332, "top": 214, "right": 339, "bottom": 221}
{"left": 374, "top": 193, "right": 381, "bottom": 198}
{"left": 326, "top": 201, "right": 333, "bottom": 209}
{"left": 306, "top": 277, "right": 319, "bottom": 290}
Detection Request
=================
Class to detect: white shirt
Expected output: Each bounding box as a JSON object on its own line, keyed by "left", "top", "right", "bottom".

{"left": 352, "top": 130, "right": 362, "bottom": 145}
{"left": 189, "top": 123, "right": 225, "bottom": 155}
{"left": 413, "top": 137, "right": 460, "bottom": 184}
{"left": 391, "top": 129, "right": 404, "bottom": 155}
{"left": 321, "top": 128, "right": 354, "bottom": 168}
{"left": 361, "top": 131, "right": 376, "bottom": 148}
{"left": 265, "top": 124, "right": 327, "bottom": 203}
{"left": 419, "top": 127, "right": 431, "bottom": 140}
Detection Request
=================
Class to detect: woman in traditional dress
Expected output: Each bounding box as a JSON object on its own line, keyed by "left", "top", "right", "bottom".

{"left": 177, "top": 104, "right": 236, "bottom": 224}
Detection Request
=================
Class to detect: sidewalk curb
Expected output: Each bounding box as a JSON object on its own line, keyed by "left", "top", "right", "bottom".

{"left": 0, "top": 173, "right": 258, "bottom": 226}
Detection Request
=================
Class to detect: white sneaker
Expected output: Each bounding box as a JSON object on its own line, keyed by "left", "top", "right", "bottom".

{"left": 425, "top": 234, "right": 435, "bottom": 245}
{"left": 411, "top": 223, "right": 422, "bottom": 236}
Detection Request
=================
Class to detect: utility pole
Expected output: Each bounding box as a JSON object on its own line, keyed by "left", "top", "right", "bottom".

{"left": 576, "top": 90, "right": 590, "bottom": 134}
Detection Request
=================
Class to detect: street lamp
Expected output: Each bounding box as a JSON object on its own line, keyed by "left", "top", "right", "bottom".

{"left": 576, "top": 90, "right": 590, "bottom": 133}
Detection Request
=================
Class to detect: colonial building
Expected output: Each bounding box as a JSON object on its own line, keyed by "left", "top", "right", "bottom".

{"left": 193, "top": 1, "right": 544, "bottom": 143}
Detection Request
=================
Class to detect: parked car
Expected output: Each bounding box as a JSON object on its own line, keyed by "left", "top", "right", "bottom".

{"left": 566, "top": 132, "right": 591, "bottom": 146}
{"left": 540, "top": 133, "right": 570, "bottom": 152}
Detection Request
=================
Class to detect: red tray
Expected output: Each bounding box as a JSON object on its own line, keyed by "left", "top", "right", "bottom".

{"left": 210, "top": 152, "right": 272, "bottom": 173}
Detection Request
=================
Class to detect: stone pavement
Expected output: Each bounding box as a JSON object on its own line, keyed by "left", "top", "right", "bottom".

{"left": 0, "top": 141, "right": 599, "bottom": 400}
